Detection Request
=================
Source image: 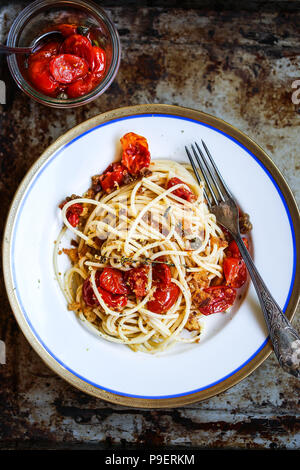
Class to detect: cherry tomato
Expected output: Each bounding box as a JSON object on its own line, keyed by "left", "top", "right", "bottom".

{"left": 29, "top": 41, "right": 61, "bottom": 61}
{"left": 167, "top": 177, "right": 196, "bottom": 202}
{"left": 226, "top": 238, "right": 249, "bottom": 258}
{"left": 198, "top": 285, "right": 236, "bottom": 315}
{"left": 98, "top": 286, "right": 127, "bottom": 310}
{"left": 66, "top": 203, "right": 83, "bottom": 227}
{"left": 82, "top": 272, "right": 127, "bottom": 310}
{"left": 56, "top": 24, "right": 78, "bottom": 37}
{"left": 82, "top": 271, "right": 101, "bottom": 307}
{"left": 98, "top": 163, "right": 128, "bottom": 193}
{"left": 152, "top": 263, "right": 171, "bottom": 289}
{"left": 66, "top": 71, "right": 101, "bottom": 98}
{"left": 27, "top": 57, "right": 59, "bottom": 96}
{"left": 120, "top": 132, "right": 151, "bottom": 175}
{"left": 223, "top": 257, "right": 247, "bottom": 288}
{"left": 147, "top": 282, "right": 180, "bottom": 314}
{"left": 125, "top": 267, "right": 149, "bottom": 297}
{"left": 49, "top": 54, "right": 88, "bottom": 84}
{"left": 92, "top": 46, "right": 106, "bottom": 73}
{"left": 99, "top": 268, "right": 129, "bottom": 295}
{"left": 61, "top": 34, "right": 94, "bottom": 69}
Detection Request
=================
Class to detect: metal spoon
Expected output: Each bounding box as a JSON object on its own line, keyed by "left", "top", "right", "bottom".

{"left": 0, "top": 30, "right": 62, "bottom": 54}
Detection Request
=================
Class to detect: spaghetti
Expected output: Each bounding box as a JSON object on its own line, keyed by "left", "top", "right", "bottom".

{"left": 55, "top": 133, "right": 249, "bottom": 353}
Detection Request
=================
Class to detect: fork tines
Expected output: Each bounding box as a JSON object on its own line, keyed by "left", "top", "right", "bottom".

{"left": 185, "top": 140, "right": 232, "bottom": 207}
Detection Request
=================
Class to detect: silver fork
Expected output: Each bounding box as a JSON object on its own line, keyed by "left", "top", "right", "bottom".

{"left": 186, "top": 140, "right": 300, "bottom": 378}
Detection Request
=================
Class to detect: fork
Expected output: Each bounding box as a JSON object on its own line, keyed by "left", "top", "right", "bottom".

{"left": 185, "top": 140, "right": 300, "bottom": 378}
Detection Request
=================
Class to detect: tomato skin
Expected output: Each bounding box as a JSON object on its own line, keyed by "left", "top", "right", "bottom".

{"left": 226, "top": 238, "right": 249, "bottom": 258}
{"left": 125, "top": 267, "right": 149, "bottom": 297}
{"left": 152, "top": 263, "right": 171, "bottom": 289}
{"left": 66, "top": 203, "right": 83, "bottom": 227}
{"left": 82, "top": 271, "right": 101, "bottom": 307}
{"left": 27, "top": 58, "right": 59, "bottom": 96}
{"left": 92, "top": 46, "right": 106, "bottom": 73}
{"left": 98, "top": 286, "right": 127, "bottom": 310}
{"left": 120, "top": 132, "right": 150, "bottom": 175}
{"left": 223, "top": 257, "right": 247, "bottom": 288}
{"left": 61, "top": 34, "right": 94, "bottom": 69}
{"left": 99, "top": 268, "right": 129, "bottom": 295}
{"left": 147, "top": 282, "right": 180, "bottom": 314}
{"left": 29, "top": 40, "right": 61, "bottom": 61}
{"left": 66, "top": 71, "right": 101, "bottom": 98}
{"left": 98, "top": 163, "right": 128, "bottom": 193}
{"left": 56, "top": 24, "right": 78, "bottom": 37}
{"left": 167, "top": 177, "right": 196, "bottom": 202}
{"left": 82, "top": 272, "right": 127, "bottom": 310}
{"left": 198, "top": 285, "right": 236, "bottom": 315}
{"left": 49, "top": 54, "right": 88, "bottom": 84}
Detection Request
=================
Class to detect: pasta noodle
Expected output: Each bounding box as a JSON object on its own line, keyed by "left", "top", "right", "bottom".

{"left": 54, "top": 158, "right": 230, "bottom": 353}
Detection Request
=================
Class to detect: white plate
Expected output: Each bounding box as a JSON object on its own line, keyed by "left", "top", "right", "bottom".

{"left": 3, "top": 105, "right": 299, "bottom": 407}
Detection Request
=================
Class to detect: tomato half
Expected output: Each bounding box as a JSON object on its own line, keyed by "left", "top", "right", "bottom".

{"left": 56, "top": 24, "right": 78, "bottom": 37}
{"left": 65, "top": 203, "right": 83, "bottom": 227}
{"left": 82, "top": 272, "right": 127, "bottom": 310}
{"left": 120, "top": 132, "right": 151, "bottom": 175}
{"left": 98, "top": 163, "right": 128, "bottom": 193}
{"left": 82, "top": 271, "right": 101, "bottom": 307}
{"left": 198, "top": 285, "right": 236, "bottom": 315}
{"left": 29, "top": 40, "right": 61, "bottom": 61}
{"left": 92, "top": 46, "right": 106, "bottom": 73}
{"left": 49, "top": 54, "right": 88, "bottom": 84}
{"left": 147, "top": 282, "right": 180, "bottom": 314}
{"left": 99, "top": 268, "right": 129, "bottom": 295}
{"left": 167, "top": 177, "right": 196, "bottom": 203}
{"left": 98, "top": 286, "right": 127, "bottom": 310}
{"left": 226, "top": 238, "right": 249, "bottom": 258}
{"left": 223, "top": 257, "right": 247, "bottom": 288}
{"left": 152, "top": 263, "right": 171, "bottom": 289}
{"left": 66, "top": 71, "right": 101, "bottom": 98}
{"left": 61, "top": 34, "right": 94, "bottom": 69}
{"left": 125, "top": 266, "right": 149, "bottom": 297}
{"left": 27, "top": 57, "right": 59, "bottom": 96}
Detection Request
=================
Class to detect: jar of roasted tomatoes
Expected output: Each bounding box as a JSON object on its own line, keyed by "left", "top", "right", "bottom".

{"left": 6, "top": 0, "right": 120, "bottom": 107}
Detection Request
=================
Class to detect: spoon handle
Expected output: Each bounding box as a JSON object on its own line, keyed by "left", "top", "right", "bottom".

{"left": 0, "top": 44, "right": 31, "bottom": 54}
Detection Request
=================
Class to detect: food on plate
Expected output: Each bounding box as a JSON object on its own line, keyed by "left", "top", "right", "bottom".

{"left": 55, "top": 132, "right": 251, "bottom": 353}
{"left": 24, "top": 24, "right": 106, "bottom": 98}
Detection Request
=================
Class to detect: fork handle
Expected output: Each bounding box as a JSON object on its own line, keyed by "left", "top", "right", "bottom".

{"left": 234, "top": 235, "right": 300, "bottom": 378}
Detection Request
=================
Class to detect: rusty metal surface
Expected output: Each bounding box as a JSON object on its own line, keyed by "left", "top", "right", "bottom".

{"left": 0, "top": 1, "right": 299, "bottom": 450}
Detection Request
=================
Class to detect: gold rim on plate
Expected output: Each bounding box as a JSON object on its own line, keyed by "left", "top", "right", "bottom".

{"left": 3, "top": 104, "right": 300, "bottom": 408}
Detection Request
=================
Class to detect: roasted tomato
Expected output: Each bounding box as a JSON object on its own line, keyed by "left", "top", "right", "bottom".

{"left": 226, "top": 238, "right": 249, "bottom": 258}
{"left": 82, "top": 271, "right": 101, "bottom": 307}
{"left": 99, "top": 267, "right": 129, "bottom": 295}
{"left": 92, "top": 46, "right": 106, "bottom": 74}
{"left": 56, "top": 23, "right": 78, "bottom": 37}
{"left": 125, "top": 266, "right": 149, "bottom": 297}
{"left": 147, "top": 282, "right": 180, "bottom": 314}
{"left": 61, "top": 34, "right": 94, "bottom": 69}
{"left": 167, "top": 177, "right": 196, "bottom": 202}
{"left": 152, "top": 263, "right": 171, "bottom": 289}
{"left": 120, "top": 132, "right": 150, "bottom": 175}
{"left": 27, "top": 57, "right": 59, "bottom": 96}
{"left": 49, "top": 54, "right": 88, "bottom": 84}
{"left": 83, "top": 272, "right": 127, "bottom": 310}
{"left": 98, "top": 286, "right": 127, "bottom": 310}
{"left": 29, "top": 40, "right": 61, "bottom": 61}
{"left": 66, "top": 203, "right": 83, "bottom": 227}
{"left": 223, "top": 257, "right": 247, "bottom": 288}
{"left": 66, "top": 71, "right": 101, "bottom": 98}
{"left": 98, "top": 163, "right": 128, "bottom": 193}
{"left": 198, "top": 285, "right": 236, "bottom": 315}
